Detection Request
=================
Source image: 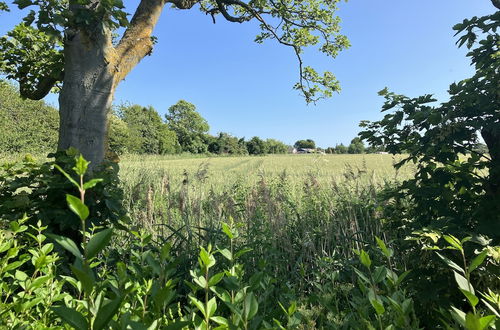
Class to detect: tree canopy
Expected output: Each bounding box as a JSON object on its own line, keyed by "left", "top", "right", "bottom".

{"left": 0, "top": 0, "right": 349, "bottom": 102}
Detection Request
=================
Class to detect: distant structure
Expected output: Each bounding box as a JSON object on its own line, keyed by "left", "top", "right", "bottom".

{"left": 376, "top": 151, "right": 389, "bottom": 155}
{"left": 296, "top": 148, "right": 315, "bottom": 154}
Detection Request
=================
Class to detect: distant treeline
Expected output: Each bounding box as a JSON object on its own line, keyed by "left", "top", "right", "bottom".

{"left": 0, "top": 80, "right": 394, "bottom": 156}
{"left": 0, "top": 81, "right": 290, "bottom": 156}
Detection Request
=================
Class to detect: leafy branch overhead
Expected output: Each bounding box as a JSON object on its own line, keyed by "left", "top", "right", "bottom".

{"left": 0, "top": 0, "right": 349, "bottom": 103}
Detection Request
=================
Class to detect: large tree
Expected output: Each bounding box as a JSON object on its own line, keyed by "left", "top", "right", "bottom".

{"left": 0, "top": 0, "right": 349, "bottom": 167}
{"left": 166, "top": 100, "right": 209, "bottom": 153}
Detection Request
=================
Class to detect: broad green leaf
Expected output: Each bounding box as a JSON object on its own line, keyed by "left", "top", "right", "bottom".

{"left": 479, "top": 315, "right": 496, "bottom": 329}
{"left": 465, "top": 312, "right": 482, "bottom": 330}
{"left": 46, "top": 233, "right": 82, "bottom": 261}
{"left": 221, "top": 222, "right": 233, "bottom": 239}
{"left": 353, "top": 267, "right": 370, "bottom": 284}
{"left": 460, "top": 289, "right": 479, "bottom": 308}
{"left": 85, "top": 228, "right": 113, "bottom": 260}
{"left": 66, "top": 194, "right": 89, "bottom": 221}
{"left": 244, "top": 293, "right": 258, "bottom": 320}
{"left": 190, "top": 296, "right": 206, "bottom": 318}
{"left": 218, "top": 248, "right": 232, "bottom": 261}
{"left": 234, "top": 248, "right": 253, "bottom": 259}
{"left": 373, "top": 266, "right": 387, "bottom": 284}
{"left": 375, "top": 237, "right": 393, "bottom": 258}
{"left": 359, "top": 249, "right": 371, "bottom": 268}
{"left": 207, "top": 297, "right": 217, "bottom": 318}
{"left": 52, "top": 306, "right": 88, "bottom": 330}
{"left": 70, "top": 264, "right": 95, "bottom": 295}
{"left": 199, "top": 247, "right": 215, "bottom": 269}
{"left": 93, "top": 297, "right": 122, "bottom": 330}
{"left": 450, "top": 306, "right": 466, "bottom": 327}
{"left": 83, "top": 178, "right": 103, "bottom": 190}
{"left": 369, "top": 297, "right": 385, "bottom": 316}
{"left": 443, "top": 235, "right": 463, "bottom": 251}
{"left": 395, "top": 270, "right": 411, "bottom": 287}
{"left": 468, "top": 250, "right": 488, "bottom": 274}
{"left": 210, "top": 316, "right": 228, "bottom": 326}
{"left": 27, "top": 274, "right": 51, "bottom": 291}
{"left": 208, "top": 272, "right": 224, "bottom": 287}
{"left": 454, "top": 271, "right": 474, "bottom": 294}
{"left": 436, "top": 252, "right": 464, "bottom": 274}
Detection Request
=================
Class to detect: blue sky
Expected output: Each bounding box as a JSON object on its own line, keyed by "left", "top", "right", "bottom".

{"left": 0, "top": 1, "right": 495, "bottom": 147}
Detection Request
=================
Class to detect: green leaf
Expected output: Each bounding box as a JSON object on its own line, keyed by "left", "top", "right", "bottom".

{"left": 436, "top": 252, "right": 464, "bottom": 274}
{"left": 443, "top": 235, "right": 463, "bottom": 251}
{"left": 46, "top": 233, "right": 82, "bottom": 261}
{"left": 52, "top": 306, "right": 88, "bottom": 330}
{"left": 66, "top": 194, "right": 89, "bottom": 221}
{"left": 369, "top": 297, "right": 385, "bottom": 316}
{"left": 27, "top": 274, "right": 51, "bottom": 291}
{"left": 190, "top": 296, "right": 206, "bottom": 318}
{"left": 221, "top": 222, "right": 233, "bottom": 239}
{"left": 73, "top": 154, "right": 89, "bottom": 176}
{"left": 244, "top": 293, "right": 258, "bottom": 321}
{"left": 468, "top": 250, "right": 488, "bottom": 274}
{"left": 234, "top": 248, "right": 253, "bottom": 259}
{"left": 395, "top": 270, "right": 411, "bottom": 286}
{"left": 70, "top": 264, "right": 95, "bottom": 295}
{"left": 359, "top": 249, "right": 371, "bottom": 268}
{"left": 93, "top": 297, "right": 122, "bottom": 330}
{"left": 54, "top": 164, "right": 79, "bottom": 189}
{"left": 85, "top": 228, "right": 113, "bottom": 260}
{"left": 375, "top": 237, "right": 393, "bottom": 258}
{"left": 454, "top": 271, "right": 474, "bottom": 294}
{"left": 478, "top": 315, "right": 496, "bottom": 329}
{"left": 373, "top": 266, "right": 387, "bottom": 283}
{"left": 208, "top": 272, "right": 224, "bottom": 287}
{"left": 83, "top": 178, "right": 103, "bottom": 190}
{"left": 218, "top": 248, "right": 232, "bottom": 261}
{"left": 199, "top": 247, "right": 215, "bottom": 269}
{"left": 450, "top": 306, "right": 466, "bottom": 327}
{"left": 210, "top": 316, "right": 228, "bottom": 326}
{"left": 460, "top": 289, "right": 479, "bottom": 308}
{"left": 207, "top": 297, "right": 217, "bottom": 318}
{"left": 13, "top": 0, "right": 32, "bottom": 10}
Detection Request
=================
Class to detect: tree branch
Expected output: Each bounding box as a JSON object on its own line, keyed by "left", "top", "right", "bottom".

{"left": 492, "top": 0, "right": 500, "bottom": 10}
{"left": 19, "top": 71, "right": 63, "bottom": 100}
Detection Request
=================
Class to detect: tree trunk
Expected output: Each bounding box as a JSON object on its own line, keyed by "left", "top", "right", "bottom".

{"left": 57, "top": 28, "right": 116, "bottom": 169}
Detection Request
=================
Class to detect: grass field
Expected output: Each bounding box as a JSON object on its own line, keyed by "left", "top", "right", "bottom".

{"left": 119, "top": 153, "right": 414, "bottom": 192}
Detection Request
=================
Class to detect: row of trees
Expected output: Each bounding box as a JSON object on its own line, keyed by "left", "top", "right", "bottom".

{"left": 293, "top": 137, "right": 384, "bottom": 154}
{"left": 0, "top": 81, "right": 381, "bottom": 156}
{"left": 0, "top": 82, "right": 291, "bottom": 156}
{"left": 109, "top": 101, "right": 290, "bottom": 156}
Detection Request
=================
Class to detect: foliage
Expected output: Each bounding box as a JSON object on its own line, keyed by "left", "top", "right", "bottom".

{"left": 0, "top": 149, "right": 126, "bottom": 245}
{"left": 348, "top": 137, "right": 365, "bottom": 154}
{"left": 359, "top": 10, "right": 500, "bottom": 241}
{"left": 107, "top": 113, "right": 130, "bottom": 155}
{"left": 294, "top": 139, "right": 316, "bottom": 149}
{"left": 119, "top": 104, "right": 180, "bottom": 155}
{"left": 1, "top": 153, "right": 499, "bottom": 328}
{"left": 265, "top": 139, "right": 288, "bottom": 154}
{"left": 0, "top": 80, "right": 58, "bottom": 153}
{"left": 208, "top": 132, "right": 248, "bottom": 155}
{"left": 247, "top": 136, "right": 268, "bottom": 155}
{"left": 166, "top": 100, "right": 210, "bottom": 154}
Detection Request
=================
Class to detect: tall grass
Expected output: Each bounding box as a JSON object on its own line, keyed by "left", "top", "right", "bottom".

{"left": 118, "top": 154, "right": 413, "bottom": 294}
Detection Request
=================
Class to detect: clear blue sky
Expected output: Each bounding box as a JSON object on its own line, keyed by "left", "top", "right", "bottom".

{"left": 0, "top": 1, "right": 495, "bottom": 147}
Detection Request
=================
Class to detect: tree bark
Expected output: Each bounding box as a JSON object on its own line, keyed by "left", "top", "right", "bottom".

{"left": 57, "top": 28, "right": 116, "bottom": 169}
